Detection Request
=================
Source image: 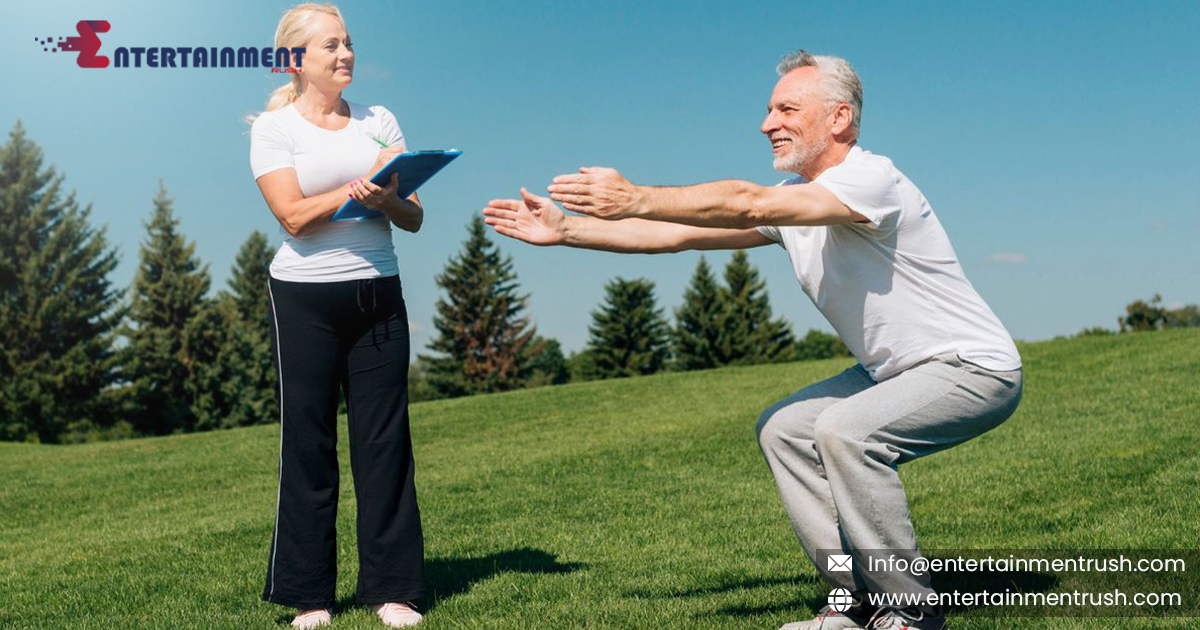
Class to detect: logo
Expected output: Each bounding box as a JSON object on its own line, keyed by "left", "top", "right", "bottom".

{"left": 827, "top": 588, "right": 854, "bottom": 613}
{"left": 36, "top": 20, "right": 111, "bottom": 68}
{"left": 37, "top": 20, "right": 305, "bottom": 71}
{"left": 828, "top": 554, "right": 853, "bottom": 572}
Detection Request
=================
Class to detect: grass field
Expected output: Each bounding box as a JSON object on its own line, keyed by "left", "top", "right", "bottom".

{"left": 2, "top": 329, "right": 1198, "bottom": 629}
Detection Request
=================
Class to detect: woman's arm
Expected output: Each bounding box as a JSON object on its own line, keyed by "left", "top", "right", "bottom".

{"left": 384, "top": 193, "right": 423, "bottom": 233}
{"left": 255, "top": 169, "right": 354, "bottom": 237}
{"left": 255, "top": 146, "right": 408, "bottom": 237}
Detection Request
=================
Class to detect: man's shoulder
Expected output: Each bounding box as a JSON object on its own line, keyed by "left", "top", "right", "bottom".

{"left": 832, "top": 145, "right": 897, "bottom": 176}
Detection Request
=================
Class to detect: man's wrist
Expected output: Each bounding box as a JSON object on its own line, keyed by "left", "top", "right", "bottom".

{"left": 629, "top": 185, "right": 654, "bottom": 219}
{"left": 558, "top": 216, "right": 578, "bottom": 246}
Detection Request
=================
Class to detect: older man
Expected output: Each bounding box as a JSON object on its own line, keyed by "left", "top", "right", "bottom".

{"left": 482, "top": 50, "right": 1022, "bottom": 630}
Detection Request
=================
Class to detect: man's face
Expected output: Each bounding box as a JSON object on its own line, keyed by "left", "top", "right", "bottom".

{"left": 760, "top": 67, "right": 831, "bottom": 174}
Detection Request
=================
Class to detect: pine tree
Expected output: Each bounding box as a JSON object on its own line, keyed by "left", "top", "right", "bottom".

{"left": 119, "top": 181, "right": 211, "bottom": 435}
{"left": 672, "top": 256, "right": 726, "bottom": 370}
{"left": 227, "top": 229, "right": 272, "bottom": 324}
{"left": 527, "top": 336, "right": 570, "bottom": 387}
{"left": 0, "top": 121, "right": 124, "bottom": 443}
{"left": 423, "top": 216, "right": 537, "bottom": 398}
{"left": 794, "top": 328, "right": 851, "bottom": 361}
{"left": 189, "top": 231, "right": 278, "bottom": 430}
{"left": 718, "top": 250, "right": 795, "bottom": 365}
{"left": 586, "top": 277, "right": 670, "bottom": 378}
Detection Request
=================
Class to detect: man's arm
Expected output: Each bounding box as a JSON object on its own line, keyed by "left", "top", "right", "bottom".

{"left": 546, "top": 167, "right": 867, "bottom": 229}
{"left": 482, "top": 188, "right": 772, "bottom": 253}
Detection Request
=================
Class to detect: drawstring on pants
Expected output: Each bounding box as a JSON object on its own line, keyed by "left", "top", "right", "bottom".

{"left": 354, "top": 278, "right": 391, "bottom": 347}
{"left": 355, "top": 278, "right": 377, "bottom": 315}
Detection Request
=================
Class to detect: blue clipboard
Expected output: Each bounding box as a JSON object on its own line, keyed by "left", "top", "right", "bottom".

{"left": 331, "top": 149, "right": 462, "bottom": 221}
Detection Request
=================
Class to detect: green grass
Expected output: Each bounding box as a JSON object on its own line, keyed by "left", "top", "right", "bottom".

{"left": 1, "top": 329, "right": 1198, "bottom": 629}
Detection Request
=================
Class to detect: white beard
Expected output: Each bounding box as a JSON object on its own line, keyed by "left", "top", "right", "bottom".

{"left": 773, "top": 135, "right": 828, "bottom": 174}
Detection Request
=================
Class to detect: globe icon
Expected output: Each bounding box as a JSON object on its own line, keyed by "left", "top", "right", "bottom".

{"left": 827, "top": 587, "right": 854, "bottom": 613}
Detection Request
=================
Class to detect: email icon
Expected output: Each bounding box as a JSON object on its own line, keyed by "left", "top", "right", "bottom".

{"left": 828, "top": 554, "right": 853, "bottom": 572}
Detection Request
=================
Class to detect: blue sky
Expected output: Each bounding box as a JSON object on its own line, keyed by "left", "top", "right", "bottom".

{"left": 4, "top": 0, "right": 1198, "bottom": 353}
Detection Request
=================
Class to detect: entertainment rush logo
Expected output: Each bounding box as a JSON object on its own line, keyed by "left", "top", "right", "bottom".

{"left": 37, "top": 20, "right": 305, "bottom": 71}
{"left": 36, "top": 20, "right": 110, "bottom": 68}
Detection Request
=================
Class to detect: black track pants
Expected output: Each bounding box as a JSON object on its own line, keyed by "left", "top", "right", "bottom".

{"left": 262, "top": 275, "right": 425, "bottom": 609}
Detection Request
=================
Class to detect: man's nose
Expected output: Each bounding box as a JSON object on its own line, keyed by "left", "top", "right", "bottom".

{"left": 760, "top": 110, "right": 778, "bottom": 135}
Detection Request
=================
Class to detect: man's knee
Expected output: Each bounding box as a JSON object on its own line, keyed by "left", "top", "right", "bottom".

{"left": 755, "top": 405, "right": 783, "bottom": 452}
{"left": 756, "top": 401, "right": 820, "bottom": 455}
{"left": 812, "top": 408, "right": 861, "bottom": 459}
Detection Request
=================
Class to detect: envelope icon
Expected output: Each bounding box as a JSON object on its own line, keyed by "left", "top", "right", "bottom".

{"left": 828, "top": 554, "right": 853, "bottom": 572}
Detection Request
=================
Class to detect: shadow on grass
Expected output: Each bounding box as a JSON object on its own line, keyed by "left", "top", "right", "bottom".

{"left": 626, "top": 574, "right": 822, "bottom": 600}
{"left": 424, "top": 547, "right": 584, "bottom": 609}
{"left": 298, "top": 547, "right": 583, "bottom": 621}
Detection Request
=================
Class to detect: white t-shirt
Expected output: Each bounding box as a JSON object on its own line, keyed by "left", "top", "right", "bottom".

{"left": 757, "top": 145, "right": 1021, "bottom": 381}
{"left": 249, "top": 100, "right": 405, "bottom": 282}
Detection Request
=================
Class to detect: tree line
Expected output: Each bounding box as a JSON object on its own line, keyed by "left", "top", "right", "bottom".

{"left": 408, "top": 216, "right": 852, "bottom": 403}
{"left": 4, "top": 122, "right": 1193, "bottom": 442}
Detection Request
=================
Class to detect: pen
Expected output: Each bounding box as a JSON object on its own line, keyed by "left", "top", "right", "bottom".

{"left": 368, "top": 134, "right": 389, "bottom": 148}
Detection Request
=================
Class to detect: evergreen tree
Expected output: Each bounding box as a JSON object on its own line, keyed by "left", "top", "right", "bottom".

{"left": 189, "top": 231, "right": 278, "bottom": 430}
{"left": 566, "top": 349, "right": 598, "bottom": 383}
{"left": 0, "top": 121, "right": 124, "bottom": 443}
{"left": 423, "top": 216, "right": 537, "bottom": 398}
{"left": 672, "top": 256, "right": 725, "bottom": 370}
{"left": 586, "top": 277, "right": 670, "bottom": 378}
{"left": 717, "top": 251, "right": 794, "bottom": 365}
{"left": 119, "top": 182, "right": 211, "bottom": 435}
{"left": 227, "top": 229, "right": 272, "bottom": 324}
{"left": 527, "top": 336, "right": 570, "bottom": 387}
{"left": 794, "top": 328, "right": 851, "bottom": 361}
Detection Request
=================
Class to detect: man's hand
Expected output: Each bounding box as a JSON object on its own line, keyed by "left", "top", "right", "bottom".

{"left": 547, "top": 167, "right": 644, "bottom": 220}
{"left": 482, "top": 188, "right": 567, "bottom": 246}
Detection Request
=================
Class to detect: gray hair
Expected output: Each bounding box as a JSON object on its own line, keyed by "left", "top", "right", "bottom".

{"left": 776, "top": 49, "right": 863, "bottom": 136}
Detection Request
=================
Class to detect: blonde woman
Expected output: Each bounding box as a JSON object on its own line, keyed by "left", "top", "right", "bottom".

{"left": 248, "top": 4, "right": 425, "bottom": 628}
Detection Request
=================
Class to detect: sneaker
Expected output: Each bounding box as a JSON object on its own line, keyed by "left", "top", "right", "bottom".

{"left": 780, "top": 602, "right": 876, "bottom": 630}
{"left": 866, "top": 606, "right": 948, "bottom": 630}
{"left": 291, "top": 609, "right": 331, "bottom": 629}
{"left": 371, "top": 601, "right": 423, "bottom": 627}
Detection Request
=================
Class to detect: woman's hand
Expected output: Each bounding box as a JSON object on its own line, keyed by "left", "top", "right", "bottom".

{"left": 348, "top": 174, "right": 400, "bottom": 210}
{"left": 367, "top": 146, "right": 406, "bottom": 180}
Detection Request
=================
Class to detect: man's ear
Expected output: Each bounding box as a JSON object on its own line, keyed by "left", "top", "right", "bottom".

{"left": 829, "top": 102, "right": 854, "bottom": 137}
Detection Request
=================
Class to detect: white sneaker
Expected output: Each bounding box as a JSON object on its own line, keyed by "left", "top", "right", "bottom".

{"left": 780, "top": 605, "right": 868, "bottom": 630}
{"left": 291, "top": 609, "right": 332, "bottom": 629}
{"left": 371, "top": 602, "right": 423, "bottom": 627}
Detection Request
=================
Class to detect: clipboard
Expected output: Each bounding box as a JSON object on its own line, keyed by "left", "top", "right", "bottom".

{"left": 331, "top": 149, "right": 462, "bottom": 221}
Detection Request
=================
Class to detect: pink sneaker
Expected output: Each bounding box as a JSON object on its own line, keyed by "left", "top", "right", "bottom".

{"left": 291, "top": 608, "right": 331, "bottom": 629}
{"left": 371, "top": 601, "right": 423, "bottom": 627}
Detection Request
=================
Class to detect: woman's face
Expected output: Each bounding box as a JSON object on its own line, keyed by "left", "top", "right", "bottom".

{"left": 300, "top": 12, "right": 353, "bottom": 93}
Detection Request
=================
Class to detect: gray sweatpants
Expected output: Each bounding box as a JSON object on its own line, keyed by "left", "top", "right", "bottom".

{"left": 755, "top": 353, "right": 1022, "bottom": 600}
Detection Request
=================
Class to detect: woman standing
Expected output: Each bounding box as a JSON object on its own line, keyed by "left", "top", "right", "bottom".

{"left": 249, "top": 4, "right": 424, "bottom": 628}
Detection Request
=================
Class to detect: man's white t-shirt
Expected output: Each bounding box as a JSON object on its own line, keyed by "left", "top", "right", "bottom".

{"left": 757, "top": 145, "right": 1021, "bottom": 381}
{"left": 249, "top": 100, "right": 404, "bottom": 282}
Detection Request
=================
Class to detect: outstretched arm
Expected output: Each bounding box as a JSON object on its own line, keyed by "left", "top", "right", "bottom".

{"left": 546, "top": 167, "right": 867, "bottom": 229}
{"left": 482, "top": 188, "right": 771, "bottom": 254}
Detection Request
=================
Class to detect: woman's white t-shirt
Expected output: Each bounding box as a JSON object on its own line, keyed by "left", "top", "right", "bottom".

{"left": 249, "top": 100, "right": 404, "bottom": 282}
